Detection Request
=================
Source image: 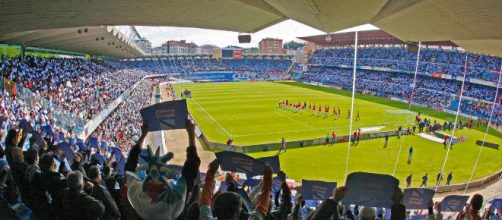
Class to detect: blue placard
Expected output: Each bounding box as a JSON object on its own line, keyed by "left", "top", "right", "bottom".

{"left": 492, "top": 199, "right": 502, "bottom": 209}
{"left": 77, "top": 142, "right": 88, "bottom": 151}
{"left": 342, "top": 172, "right": 399, "bottom": 208}
{"left": 272, "top": 177, "right": 283, "bottom": 194}
{"left": 403, "top": 188, "right": 435, "bottom": 209}
{"left": 41, "top": 125, "right": 54, "bottom": 137}
{"left": 118, "top": 161, "right": 126, "bottom": 175}
{"left": 100, "top": 141, "right": 107, "bottom": 150}
{"left": 58, "top": 131, "right": 65, "bottom": 141}
{"left": 235, "top": 178, "right": 246, "bottom": 186}
{"left": 139, "top": 149, "right": 148, "bottom": 164}
{"left": 301, "top": 179, "right": 337, "bottom": 200}
{"left": 57, "top": 142, "right": 74, "bottom": 163}
{"left": 215, "top": 151, "right": 266, "bottom": 177}
{"left": 109, "top": 147, "right": 123, "bottom": 162}
{"left": 410, "top": 214, "right": 428, "bottom": 220}
{"left": 219, "top": 181, "right": 228, "bottom": 192}
{"left": 140, "top": 100, "right": 188, "bottom": 131}
{"left": 245, "top": 177, "right": 261, "bottom": 187}
{"left": 88, "top": 137, "right": 99, "bottom": 149}
{"left": 93, "top": 153, "right": 106, "bottom": 165}
{"left": 200, "top": 172, "right": 207, "bottom": 183}
{"left": 440, "top": 195, "right": 469, "bottom": 212}
{"left": 256, "top": 155, "right": 280, "bottom": 174}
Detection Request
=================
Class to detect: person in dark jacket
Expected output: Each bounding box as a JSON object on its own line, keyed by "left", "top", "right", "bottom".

{"left": 39, "top": 153, "right": 67, "bottom": 220}
{"left": 63, "top": 171, "right": 105, "bottom": 220}
{"left": 88, "top": 165, "right": 121, "bottom": 220}
{"left": 306, "top": 186, "right": 347, "bottom": 220}
{"left": 71, "top": 152, "right": 87, "bottom": 176}
{"left": 8, "top": 147, "right": 27, "bottom": 186}
{"left": 4, "top": 129, "right": 26, "bottom": 166}
{"left": 23, "top": 149, "right": 51, "bottom": 219}
{"left": 269, "top": 171, "right": 293, "bottom": 219}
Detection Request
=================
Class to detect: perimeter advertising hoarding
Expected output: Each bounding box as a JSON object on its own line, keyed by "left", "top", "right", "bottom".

{"left": 186, "top": 72, "right": 258, "bottom": 81}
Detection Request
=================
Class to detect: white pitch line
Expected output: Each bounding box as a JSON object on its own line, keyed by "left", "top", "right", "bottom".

{"left": 273, "top": 111, "right": 314, "bottom": 129}
{"left": 233, "top": 126, "right": 335, "bottom": 137}
{"left": 191, "top": 98, "right": 232, "bottom": 137}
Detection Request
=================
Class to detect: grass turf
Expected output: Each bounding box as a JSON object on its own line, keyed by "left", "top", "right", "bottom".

{"left": 174, "top": 81, "right": 501, "bottom": 186}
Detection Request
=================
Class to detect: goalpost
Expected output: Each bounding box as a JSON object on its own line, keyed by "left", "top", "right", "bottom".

{"left": 382, "top": 110, "right": 417, "bottom": 126}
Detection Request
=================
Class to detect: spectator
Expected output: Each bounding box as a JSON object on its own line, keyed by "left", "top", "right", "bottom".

{"left": 39, "top": 153, "right": 67, "bottom": 219}
{"left": 88, "top": 165, "right": 121, "bottom": 220}
{"left": 63, "top": 171, "right": 105, "bottom": 220}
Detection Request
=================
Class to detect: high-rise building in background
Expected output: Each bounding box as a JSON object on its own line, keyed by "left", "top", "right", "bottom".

{"left": 259, "top": 38, "right": 284, "bottom": 54}
{"left": 163, "top": 40, "right": 198, "bottom": 55}
{"left": 135, "top": 37, "right": 152, "bottom": 55}
{"left": 150, "top": 40, "right": 201, "bottom": 56}
{"left": 199, "top": 44, "right": 220, "bottom": 55}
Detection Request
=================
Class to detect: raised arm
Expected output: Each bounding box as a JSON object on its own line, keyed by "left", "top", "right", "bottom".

{"left": 252, "top": 165, "right": 273, "bottom": 218}
{"left": 199, "top": 159, "right": 219, "bottom": 220}
{"left": 125, "top": 123, "right": 148, "bottom": 172}
{"left": 182, "top": 120, "right": 201, "bottom": 192}
{"left": 308, "top": 186, "right": 347, "bottom": 220}
{"left": 391, "top": 188, "right": 406, "bottom": 220}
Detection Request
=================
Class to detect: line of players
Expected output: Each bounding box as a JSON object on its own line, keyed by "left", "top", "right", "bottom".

{"left": 278, "top": 99, "right": 360, "bottom": 121}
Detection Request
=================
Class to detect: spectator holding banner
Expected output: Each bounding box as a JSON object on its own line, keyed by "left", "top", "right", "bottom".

{"left": 198, "top": 159, "right": 273, "bottom": 220}
{"left": 456, "top": 194, "right": 483, "bottom": 220}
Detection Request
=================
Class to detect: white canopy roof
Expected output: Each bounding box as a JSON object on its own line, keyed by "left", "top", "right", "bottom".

{"left": 1, "top": 0, "right": 501, "bottom": 56}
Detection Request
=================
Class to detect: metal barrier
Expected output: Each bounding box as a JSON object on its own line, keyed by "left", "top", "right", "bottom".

{"left": 15, "top": 85, "right": 87, "bottom": 134}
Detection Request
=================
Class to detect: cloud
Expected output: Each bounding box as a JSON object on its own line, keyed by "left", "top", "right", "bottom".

{"left": 136, "top": 20, "right": 378, "bottom": 48}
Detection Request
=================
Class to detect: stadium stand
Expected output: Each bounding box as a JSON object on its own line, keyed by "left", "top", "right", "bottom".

{"left": 2, "top": 1, "right": 502, "bottom": 219}
{"left": 126, "top": 58, "right": 292, "bottom": 75}
{"left": 301, "top": 47, "right": 502, "bottom": 124}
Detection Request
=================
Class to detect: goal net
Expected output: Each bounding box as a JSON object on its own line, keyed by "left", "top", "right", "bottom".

{"left": 383, "top": 110, "right": 417, "bottom": 126}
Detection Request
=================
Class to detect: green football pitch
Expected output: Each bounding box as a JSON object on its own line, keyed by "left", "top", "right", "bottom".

{"left": 174, "top": 81, "right": 502, "bottom": 186}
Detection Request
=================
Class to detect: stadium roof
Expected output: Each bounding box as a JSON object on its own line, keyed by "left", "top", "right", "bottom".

{"left": 298, "top": 30, "right": 458, "bottom": 47}
{"left": 1, "top": 0, "right": 502, "bottom": 56}
{"left": 0, "top": 26, "right": 145, "bottom": 58}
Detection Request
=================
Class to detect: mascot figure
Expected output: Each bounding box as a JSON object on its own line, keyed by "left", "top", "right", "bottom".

{"left": 126, "top": 146, "right": 186, "bottom": 220}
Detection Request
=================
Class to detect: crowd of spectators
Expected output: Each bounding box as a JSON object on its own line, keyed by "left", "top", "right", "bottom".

{"left": 301, "top": 67, "right": 501, "bottom": 123}
{"left": 125, "top": 58, "right": 292, "bottom": 75}
{"left": 0, "top": 52, "right": 499, "bottom": 219}
{"left": 309, "top": 47, "right": 502, "bottom": 82}
{"left": 1, "top": 56, "right": 150, "bottom": 121}
{"left": 90, "top": 78, "right": 161, "bottom": 151}
{"left": 0, "top": 117, "right": 499, "bottom": 220}
{"left": 222, "top": 59, "right": 291, "bottom": 74}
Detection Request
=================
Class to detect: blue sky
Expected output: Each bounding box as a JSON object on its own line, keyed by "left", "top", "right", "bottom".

{"left": 136, "top": 20, "right": 378, "bottom": 48}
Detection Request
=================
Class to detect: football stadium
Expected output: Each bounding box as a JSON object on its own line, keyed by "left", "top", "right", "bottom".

{"left": 0, "top": 1, "right": 501, "bottom": 220}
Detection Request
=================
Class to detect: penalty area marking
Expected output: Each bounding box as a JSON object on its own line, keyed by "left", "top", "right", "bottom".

{"left": 273, "top": 110, "right": 314, "bottom": 129}
{"left": 191, "top": 98, "right": 232, "bottom": 137}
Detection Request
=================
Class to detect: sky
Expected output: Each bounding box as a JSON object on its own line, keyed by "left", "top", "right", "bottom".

{"left": 136, "top": 20, "right": 378, "bottom": 48}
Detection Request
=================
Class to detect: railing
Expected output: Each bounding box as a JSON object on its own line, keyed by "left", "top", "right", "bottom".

{"left": 15, "top": 84, "right": 87, "bottom": 134}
